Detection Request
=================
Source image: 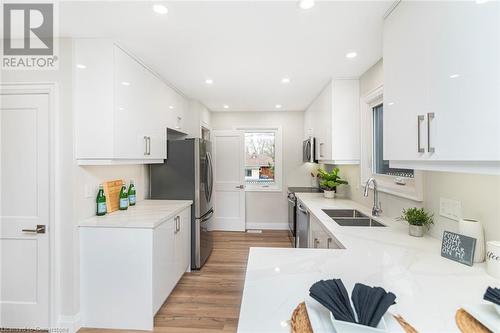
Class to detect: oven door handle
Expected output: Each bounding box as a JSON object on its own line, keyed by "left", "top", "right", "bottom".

{"left": 297, "top": 204, "right": 308, "bottom": 214}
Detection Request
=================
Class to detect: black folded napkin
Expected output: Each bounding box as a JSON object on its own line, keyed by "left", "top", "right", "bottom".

{"left": 353, "top": 285, "right": 397, "bottom": 327}
{"left": 309, "top": 279, "right": 356, "bottom": 323}
{"left": 310, "top": 279, "right": 397, "bottom": 328}
{"left": 483, "top": 286, "right": 500, "bottom": 306}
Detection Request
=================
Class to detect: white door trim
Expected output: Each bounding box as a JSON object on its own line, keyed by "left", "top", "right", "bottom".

{"left": 0, "top": 82, "right": 59, "bottom": 328}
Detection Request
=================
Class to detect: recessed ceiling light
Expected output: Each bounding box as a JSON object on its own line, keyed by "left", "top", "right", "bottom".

{"left": 388, "top": 102, "right": 395, "bottom": 106}
{"left": 449, "top": 74, "right": 460, "bottom": 79}
{"left": 281, "top": 77, "right": 291, "bottom": 84}
{"left": 205, "top": 79, "right": 214, "bottom": 85}
{"left": 121, "top": 81, "right": 130, "bottom": 86}
{"left": 345, "top": 52, "right": 357, "bottom": 59}
{"left": 153, "top": 4, "right": 168, "bottom": 15}
{"left": 76, "top": 64, "right": 86, "bottom": 69}
{"left": 475, "top": 0, "right": 489, "bottom": 4}
{"left": 223, "top": 105, "right": 229, "bottom": 109}
{"left": 169, "top": 105, "right": 175, "bottom": 109}
{"left": 118, "top": 107, "right": 125, "bottom": 111}
{"left": 275, "top": 104, "right": 282, "bottom": 109}
{"left": 298, "top": 0, "right": 315, "bottom": 10}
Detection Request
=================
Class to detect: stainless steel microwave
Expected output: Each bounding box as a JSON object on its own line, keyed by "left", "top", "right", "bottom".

{"left": 303, "top": 137, "right": 317, "bottom": 163}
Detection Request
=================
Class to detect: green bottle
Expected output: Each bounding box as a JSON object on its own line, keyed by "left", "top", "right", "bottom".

{"left": 119, "top": 184, "right": 129, "bottom": 210}
{"left": 96, "top": 184, "right": 107, "bottom": 216}
{"left": 128, "top": 180, "right": 136, "bottom": 206}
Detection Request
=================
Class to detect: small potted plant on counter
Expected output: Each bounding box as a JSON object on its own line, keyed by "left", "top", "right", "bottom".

{"left": 318, "top": 167, "right": 348, "bottom": 199}
{"left": 398, "top": 207, "right": 434, "bottom": 237}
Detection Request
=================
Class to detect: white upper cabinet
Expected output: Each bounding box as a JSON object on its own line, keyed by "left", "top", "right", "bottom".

{"left": 304, "top": 79, "right": 360, "bottom": 164}
{"left": 74, "top": 39, "right": 188, "bottom": 164}
{"left": 183, "top": 100, "right": 211, "bottom": 138}
{"left": 383, "top": 1, "right": 500, "bottom": 174}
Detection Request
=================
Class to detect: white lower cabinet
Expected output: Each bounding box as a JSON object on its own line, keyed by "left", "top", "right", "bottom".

{"left": 309, "top": 215, "right": 342, "bottom": 249}
{"left": 80, "top": 207, "right": 191, "bottom": 330}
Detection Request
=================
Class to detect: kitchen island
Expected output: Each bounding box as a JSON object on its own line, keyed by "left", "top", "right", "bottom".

{"left": 237, "top": 193, "right": 498, "bottom": 332}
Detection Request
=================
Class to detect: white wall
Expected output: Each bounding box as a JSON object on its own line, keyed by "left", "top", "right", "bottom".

{"left": 332, "top": 59, "right": 500, "bottom": 241}
{"left": 211, "top": 111, "right": 312, "bottom": 229}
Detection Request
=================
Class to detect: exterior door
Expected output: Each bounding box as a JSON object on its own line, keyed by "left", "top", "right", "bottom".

{"left": 212, "top": 131, "right": 245, "bottom": 231}
{"left": 0, "top": 93, "right": 50, "bottom": 327}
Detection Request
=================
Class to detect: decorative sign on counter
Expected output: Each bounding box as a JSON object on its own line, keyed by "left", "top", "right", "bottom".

{"left": 441, "top": 231, "right": 476, "bottom": 266}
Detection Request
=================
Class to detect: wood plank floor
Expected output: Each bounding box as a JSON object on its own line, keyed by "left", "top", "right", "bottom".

{"left": 79, "top": 230, "right": 291, "bottom": 333}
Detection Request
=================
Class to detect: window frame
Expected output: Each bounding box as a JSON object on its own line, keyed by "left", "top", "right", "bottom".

{"left": 236, "top": 126, "right": 283, "bottom": 192}
{"left": 360, "top": 86, "right": 424, "bottom": 202}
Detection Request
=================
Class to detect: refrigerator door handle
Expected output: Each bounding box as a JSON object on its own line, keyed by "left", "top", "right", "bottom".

{"left": 207, "top": 152, "right": 214, "bottom": 202}
{"left": 198, "top": 207, "right": 214, "bottom": 222}
{"left": 204, "top": 152, "right": 210, "bottom": 202}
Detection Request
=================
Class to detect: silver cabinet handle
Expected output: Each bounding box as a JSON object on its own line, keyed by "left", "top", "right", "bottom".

{"left": 144, "top": 136, "right": 148, "bottom": 155}
{"left": 314, "top": 238, "right": 320, "bottom": 248}
{"left": 417, "top": 115, "right": 425, "bottom": 153}
{"left": 174, "top": 216, "right": 179, "bottom": 233}
{"left": 427, "top": 112, "right": 435, "bottom": 153}
{"left": 22, "top": 225, "right": 46, "bottom": 234}
{"left": 147, "top": 137, "right": 151, "bottom": 155}
{"left": 327, "top": 237, "right": 332, "bottom": 249}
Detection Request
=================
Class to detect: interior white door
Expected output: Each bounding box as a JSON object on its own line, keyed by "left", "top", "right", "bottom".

{"left": 212, "top": 131, "right": 245, "bottom": 231}
{"left": 0, "top": 93, "right": 50, "bottom": 327}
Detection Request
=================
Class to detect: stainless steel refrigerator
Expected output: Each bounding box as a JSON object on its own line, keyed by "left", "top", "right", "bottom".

{"left": 149, "top": 138, "right": 214, "bottom": 269}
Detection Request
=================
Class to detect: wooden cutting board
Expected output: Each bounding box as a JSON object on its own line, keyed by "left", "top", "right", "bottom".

{"left": 102, "top": 179, "right": 123, "bottom": 213}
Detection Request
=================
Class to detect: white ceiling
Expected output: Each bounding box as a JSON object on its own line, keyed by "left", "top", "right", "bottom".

{"left": 60, "top": 1, "right": 392, "bottom": 112}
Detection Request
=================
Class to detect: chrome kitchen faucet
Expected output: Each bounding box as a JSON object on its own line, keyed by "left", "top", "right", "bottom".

{"left": 364, "top": 177, "right": 382, "bottom": 217}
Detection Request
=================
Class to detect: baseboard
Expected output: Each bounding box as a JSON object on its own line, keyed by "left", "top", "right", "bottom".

{"left": 245, "top": 222, "right": 288, "bottom": 230}
{"left": 58, "top": 313, "right": 81, "bottom": 333}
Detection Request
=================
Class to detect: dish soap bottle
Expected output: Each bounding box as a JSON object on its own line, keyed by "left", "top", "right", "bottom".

{"left": 119, "top": 184, "right": 129, "bottom": 210}
{"left": 128, "top": 180, "right": 136, "bottom": 206}
{"left": 96, "top": 184, "right": 107, "bottom": 216}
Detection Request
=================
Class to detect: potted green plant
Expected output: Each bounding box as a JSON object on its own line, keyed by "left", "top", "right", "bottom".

{"left": 317, "top": 167, "right": 348, "bottom": 199}
{"left": 397, "top": 207, "right": 434, "bottom": 237}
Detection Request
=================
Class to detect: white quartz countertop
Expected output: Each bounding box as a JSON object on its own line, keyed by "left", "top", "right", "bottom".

{"left": 79, "top": 200, "right": 193, "bottom": 229}
{"left": 237, "top": 193, "right": 499, "bottom": 333}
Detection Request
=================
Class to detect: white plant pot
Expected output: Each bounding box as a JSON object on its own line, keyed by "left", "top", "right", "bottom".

{"left": 458, "top": 218, "right": 485, "bottom": 263}
{"left": 409, "top": 225, "right": 424, "bottom": 237}
{"left": 323, "top": 190, "right": 335, "bottom": 199}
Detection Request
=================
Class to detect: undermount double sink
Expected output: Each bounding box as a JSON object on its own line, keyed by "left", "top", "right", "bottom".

{"left": 322, "top": 209, "right": 386, "bottom": 227}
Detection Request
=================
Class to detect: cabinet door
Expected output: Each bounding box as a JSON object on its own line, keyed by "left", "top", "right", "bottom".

{"left": 427, "top": 1, "right": 500, "bottom": 160}
{"left": 153, "top": 218, "right": 176, "bottom": 314}
{"left": 384, "top": 1, "right": 500, "bottom": 162}
{"left": 114, "top": 46, "right": 148, "bottom": 159}
{"left": 144, "top": 128, "right": 167, "bottom": 160}
{"left": 74, "top": 39, "right": 115, "bottom": 159}
{"left": 174, "top": 208, "right": 191, "bottom": 281}
{"left": 168, "top": 91, "right": 188, "bottom": 133}
{"left": 383, "top": 2, "right": 430, "bottom": 161}
{"left": 310, "top": 216, "right": 326, "bottom": 249}
{"left": 311, "top": 83, "right": 333, "bottom": 161}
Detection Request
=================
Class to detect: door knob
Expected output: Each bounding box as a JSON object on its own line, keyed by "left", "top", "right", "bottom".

{"left": 22, "top": 225, "right": 46, "bottom": 234}
{"left": 235, "top": 185, "right": 244, "bottom": 189}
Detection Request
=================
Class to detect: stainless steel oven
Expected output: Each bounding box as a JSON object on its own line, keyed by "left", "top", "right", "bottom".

{"left": 287, "top": 191, "right": 296, "bottom": 247}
